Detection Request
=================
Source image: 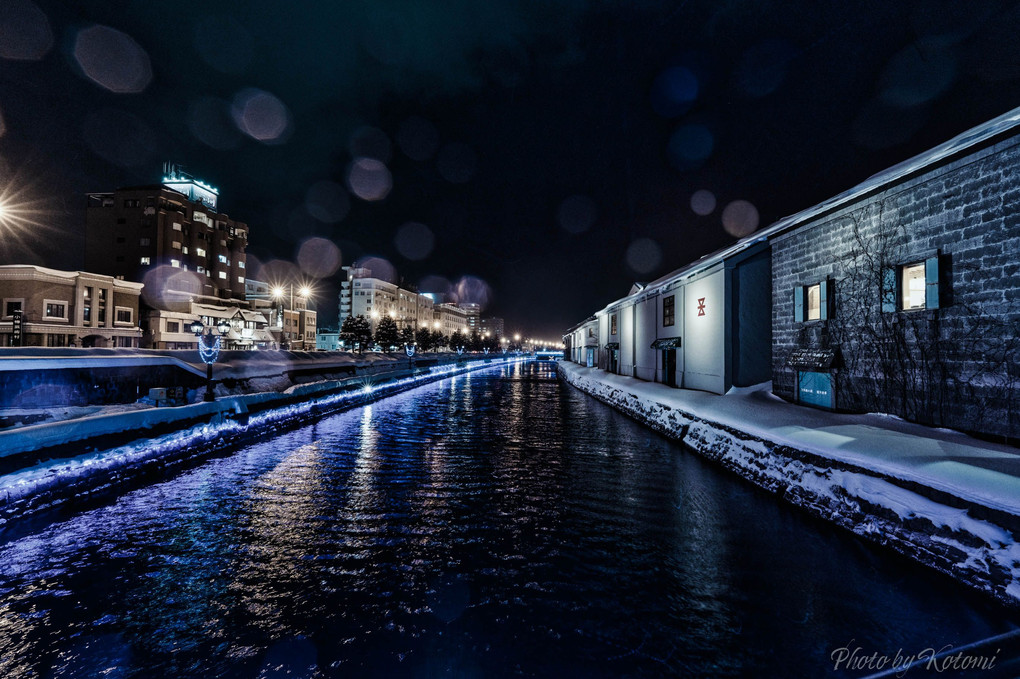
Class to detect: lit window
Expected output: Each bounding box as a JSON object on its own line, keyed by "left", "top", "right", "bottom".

{"left": 172, "top": 222, "right": 182, "bottom": 231}
{"left": 196, "top": 248, "right": 207, "bottom": 258}
{"left": 218, "top": 271, "right": 227, "bottom": 279}
{"left": 182, "top": 246, "right": 189, "bottom": 254}
{"left": 238, "top": 261, "right": 245, "bottom": 269}
{"left": 171, "top": 259, "right": 181, "bottom": 268}
{"left": 140, "top": 256, "right": 151, "bottom": 265}
{"left": 806, "top": 284, "right": 821, "bottom": 321}
{"left": 218, "top": 254, "right": 228, "bottom": 264}
{"left": 45, "top": 302, "right": 66, "bottom": 319}
{"left": 901, "top": 263, "right": 926, "bottom": 311}
{"left": 172, "top": 241, "right": 182, "bottom": 249}
{"left": 238, "top": 276, "right": 245, "bottom": 283}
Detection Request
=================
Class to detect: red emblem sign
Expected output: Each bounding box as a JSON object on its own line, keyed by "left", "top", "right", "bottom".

{"left": 697, "top": 297, "right": 706, "bottom": 317}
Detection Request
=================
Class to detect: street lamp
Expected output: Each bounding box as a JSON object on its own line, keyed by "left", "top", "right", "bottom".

{"left": 191, "top": 317, "right": 231, "bottom": 402}
{"left": 271, "top": 283, "right": 312, "bottom": 349}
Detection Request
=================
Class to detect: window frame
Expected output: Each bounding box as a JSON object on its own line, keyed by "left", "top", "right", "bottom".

{"left": 2, "top": 298, "right": 25, "bottom": 320}
{"left": 43, "top": 299, "right": 69, "bottom": 321}
{"left": 662, "top": 295, "right": 675, "bottom": 327}
{"left": 794, "top": 279, "right": 830, "bottom": 323}
{"left": 114, "top": 306, "right": 134, "bottom": 325}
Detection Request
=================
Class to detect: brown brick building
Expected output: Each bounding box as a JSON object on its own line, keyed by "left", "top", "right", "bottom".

{"left": 0, "top": 265, "right": 143, "bottom": 347}
{"left": 85, "top": 170, "right": 248, "bottom": 301}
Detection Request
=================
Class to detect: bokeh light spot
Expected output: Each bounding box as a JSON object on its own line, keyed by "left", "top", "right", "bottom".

{"left": 395, "top": 222, "right": 435, "bottom": 261}
{"left": 557, "top": 195, "right": 597, "bottom": 234}
{"left": 347, "top": 158, "right": 392, "bottom": 201}
{"left": 721, "top": 200, "right": 760, "bottom": 238}
{"left": 668, "top": 124, "right": 714, "bottom": 170}
{"left": 398, "top": 116, "right": 440, "bottom": 161}
{"left": 437, "top": 143, "right": 477, "bottom": 184}
{"left": 355, "top": 257, "right": 396, "bottom": 283}
{"left": 141, "top": 265, "right": 203, "bottom": 309}
{"left": 452, "top": 276, "right": 492, "bottom": 308}
{"left": 231, "top": 88, "right": 291, "bottom": 143}
{"left": 305, "top": 181, "right": 350, "bottom": 223}
{"left": 73, "top": 25, "right": 152, "bottom": 93}
{"left": 296, "top": 237, "right": 342, "bottom": 278}
{"left": 650, "top": 66, "right": 699, "bottom": 117}
{"left": 625, "top": 238, "right": 662, "bottom": 274}
{"left": 690, "top": 189, "right": 717, "bottom": 216}
{"left": 0, "top": 0, "right": 53, "bottom": 61}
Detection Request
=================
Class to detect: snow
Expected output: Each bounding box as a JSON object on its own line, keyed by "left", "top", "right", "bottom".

{"left": 559, "top": 361, "right": 1020, "bottom": 604}
{"left": 562, "top": 363, "right": 1020, "bottom": 516}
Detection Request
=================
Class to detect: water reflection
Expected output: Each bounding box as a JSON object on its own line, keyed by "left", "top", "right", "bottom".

{"left": 0, "top": 362, "right": 1016, "bottom": 678}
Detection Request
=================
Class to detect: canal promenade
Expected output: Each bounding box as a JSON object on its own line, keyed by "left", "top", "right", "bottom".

{"left": 559, "top": 360, "right": 1020, "bottom": 607}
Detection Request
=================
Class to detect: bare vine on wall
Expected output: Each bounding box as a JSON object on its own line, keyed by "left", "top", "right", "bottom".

{"left": 827, "top": 201, "right": 1018, "bottom": 439}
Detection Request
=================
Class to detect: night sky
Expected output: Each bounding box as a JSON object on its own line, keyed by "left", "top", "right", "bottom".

{"left": 2, "top": 1, "right": 1019, "bottom": 337}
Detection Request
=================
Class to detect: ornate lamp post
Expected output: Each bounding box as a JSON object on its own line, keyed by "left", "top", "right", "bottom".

{"left": 191, "top": 318, "right": 231, "bottom": 402}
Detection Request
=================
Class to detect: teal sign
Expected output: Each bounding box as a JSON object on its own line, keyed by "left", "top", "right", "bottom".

{"left": 798, "top": 371, "right": 834, "bottom": 409}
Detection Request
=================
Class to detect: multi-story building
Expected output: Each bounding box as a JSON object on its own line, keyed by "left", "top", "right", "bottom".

{"left": 459, "top": 302, "right": 481, "bottom": 332}
{"left": 0, "top": 265, "right": 143, "bottom": 347}
{"left": 480, "top": 317, "right": 504, "bottom": 338}
{"left": 339, "top": 266, "right": 435, "bottom": 334}
{"left": 85, "top": 167, "right": 248, "bottom": 301}
{"left": 434, "top": 303, "right": 471, "bottom": 338}
{"left": 143, "top": 302, "right": 273, "bottom": 350}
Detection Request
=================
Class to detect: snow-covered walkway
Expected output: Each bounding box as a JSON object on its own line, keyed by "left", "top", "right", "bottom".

{"left": 560, "top": 362, "right": 1020, "bottom": 517}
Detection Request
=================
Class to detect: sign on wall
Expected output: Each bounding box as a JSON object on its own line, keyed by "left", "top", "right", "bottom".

{"left": 11, "top": 309, "right": 23, "bottom": 347}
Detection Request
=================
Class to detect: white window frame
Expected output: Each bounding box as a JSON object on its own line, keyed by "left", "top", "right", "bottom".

{"left": 114, "top": 306, "right": 134, "bottom": 325}
{"left": 43, "top": 298, "right": 69, "bottom": 321}
{"left": 901, "top": 262, "right": 927, "bottom": 311}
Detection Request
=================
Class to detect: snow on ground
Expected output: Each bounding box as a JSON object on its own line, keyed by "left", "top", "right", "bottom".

{"left": 561, "top": 363, "right": 1020, "bottom": 516}
{"left": 0, "top": 403, "right": 154, "bottom": 431}
{"left": 559, "top": 361, "right": 1020, "bottom": 605}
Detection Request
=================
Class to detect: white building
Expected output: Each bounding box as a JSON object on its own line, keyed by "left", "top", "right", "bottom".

{"left": 565, "top": 241, "right": 771, "bottom": 395}
{"left": 339, "top": 266, "right": 436, "bottom": 334}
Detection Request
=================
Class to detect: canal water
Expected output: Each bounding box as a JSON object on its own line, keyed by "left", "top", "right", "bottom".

{"left": 0, "top": 361, "right": 1016, "bottom": 678}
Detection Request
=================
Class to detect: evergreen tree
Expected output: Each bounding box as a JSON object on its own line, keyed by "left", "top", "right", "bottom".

{"left": 468, "top": 330, "right": 482, "bottom": 352}
{"left": 450, "top": 329, "right": 465, "bottom": 351}
{"left": 375, "top": 316, "right": 399, "bottom": 351}
{"left": 340, "top": 314, "right": 372, "bottom": 352}
{"left": 400, "top": 325, "right": 415, "bottom": 348}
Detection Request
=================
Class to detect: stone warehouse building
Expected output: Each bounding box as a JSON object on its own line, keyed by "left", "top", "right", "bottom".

{"left": 564, "top": 106, "right": 1020, "bottom": 442}
{"left": 771, "top": 108, "right": 1020, "bottom": 441}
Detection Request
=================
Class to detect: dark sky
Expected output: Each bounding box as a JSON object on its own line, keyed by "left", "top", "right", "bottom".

{"left": 2, "top": 1, "right": 1019, "bottom": 338}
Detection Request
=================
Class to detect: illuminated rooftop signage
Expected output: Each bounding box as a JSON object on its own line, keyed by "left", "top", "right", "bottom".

{"left": 161, "top": 162, "right": 219, "bottom": 211}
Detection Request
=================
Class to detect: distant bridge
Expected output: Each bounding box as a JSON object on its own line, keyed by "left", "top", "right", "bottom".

{"left": 534, "top": 350, "right": 563, "bottom": 360}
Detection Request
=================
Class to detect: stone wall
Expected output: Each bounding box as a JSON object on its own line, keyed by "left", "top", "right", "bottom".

{"left": 772, "top": 137, "right": 1020, "bottom": 441}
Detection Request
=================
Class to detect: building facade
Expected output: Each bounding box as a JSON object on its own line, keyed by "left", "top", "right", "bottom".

{"left": 85, "top": 169, "right": 248, "bottom": 301}
{"left": 0, "top": 266, "right": 143, "bottom": 347}
{"left": 480, "top": 317, "right": 505, "bottom": 339}
{"left": 564, "top": 105, "right": 1020, "bottom": 442}
{"left": 770, "top": 109, "right": 1020, "bottom": 440}
{"left": 339, "top": 266, "right": 436, "bottom": 334}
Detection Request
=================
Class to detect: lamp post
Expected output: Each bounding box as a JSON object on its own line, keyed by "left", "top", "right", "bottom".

{"left": 191, "top": 317, "right": 231, "bottom": 402}
{"left": 271, "top": 284, "right": 312, "bottom": 350}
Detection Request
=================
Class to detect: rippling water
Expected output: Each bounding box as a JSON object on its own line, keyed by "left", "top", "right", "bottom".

{"left": 0, "top": 361, "right": 1016, "bottom": 678}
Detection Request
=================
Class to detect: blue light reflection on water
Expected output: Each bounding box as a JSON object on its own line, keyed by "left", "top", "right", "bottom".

{"left": 0, "top": 361, "right": 1016, "bottom": 678}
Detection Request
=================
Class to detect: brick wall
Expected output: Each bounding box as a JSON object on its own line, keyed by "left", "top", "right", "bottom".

{"left": 772, "top": 138, "right": 1020, "bottom": 441}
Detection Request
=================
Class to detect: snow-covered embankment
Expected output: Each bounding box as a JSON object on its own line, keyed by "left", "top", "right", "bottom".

{"left": 559, "top": 361, "right": 1020, "bottom": 607}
